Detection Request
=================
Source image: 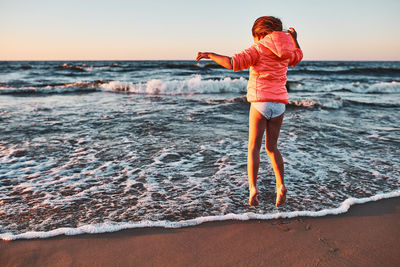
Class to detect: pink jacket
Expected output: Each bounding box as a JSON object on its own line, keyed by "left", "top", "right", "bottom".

{"left": 231, "top": 31, "right": 303, "bottom": 103}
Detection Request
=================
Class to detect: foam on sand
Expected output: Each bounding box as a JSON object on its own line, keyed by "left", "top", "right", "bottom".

{"left": 1, "top": 190, "right": 399, "bottom": 241}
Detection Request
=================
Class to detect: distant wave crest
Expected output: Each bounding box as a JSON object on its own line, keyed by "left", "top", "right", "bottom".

{"left": 289, "top": 81, "right": 400, "bottom": 94}
{"left": 0, "top": 81, "right": 104, "bottom": 95}
{"left": 292, "top": 67, "right": 400, "bottom": 76}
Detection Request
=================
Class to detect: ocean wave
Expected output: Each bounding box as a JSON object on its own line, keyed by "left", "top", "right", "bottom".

{"left": 344, "top": 99, "right": 400, "bottom": 108}
{"left": 49, "top": 62, "right": 224, "bottom": 73}
{"left": 1, "top": 190, "right": 398, "bottom": 241}
{"left": 288, "top": 95, "right": 344, "bottom": 109}
{"left": 290, "top": 81, "right": 400, "bottom": 94}
{"left": 0, "top": 81, "right": 104, "bottom": 95}
{"left": 330, "top": 81, "right": 400, "bottom": 95}
{"left": 55, "top": 63, "right": 89, "bottom": 72}
{"left": 352, "top": 81, "right": 400, "bottom": 94}
{"left": 287, "top": 96, "right": 400, "bottom": 109}
{"left": 202, "top": 96, "right": 248, "bottom": 105}
{"left": 100, "top": 75, "right": 248, "bottom": 95}
{"left": 0, "top": 76, "right": 248, "bottom": 95}
{"left": 291, "top": 67, "right": 400, "bottom": 76}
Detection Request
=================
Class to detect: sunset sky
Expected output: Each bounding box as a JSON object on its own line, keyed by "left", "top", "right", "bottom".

{"left": 1, "top": 0, "right": 399, "bottom": 61}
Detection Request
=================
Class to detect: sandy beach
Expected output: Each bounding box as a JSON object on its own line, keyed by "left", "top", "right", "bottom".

{"left": 1, "top": 197, "right": 399, "bottom": 266}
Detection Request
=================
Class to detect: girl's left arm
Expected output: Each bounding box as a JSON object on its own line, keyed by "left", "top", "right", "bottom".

{"left": 288, "top": 28, "right": 301, "bottom": 49}
{"left": 196, "top": 52, "right": 232, "bottom": 70}
{"left": 287, "top": 28, "right": 303, "bottom": 66}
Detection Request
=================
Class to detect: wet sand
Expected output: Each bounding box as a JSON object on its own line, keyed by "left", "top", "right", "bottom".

{"left": 1, "top": 197, "right": 399, "bottom": 266}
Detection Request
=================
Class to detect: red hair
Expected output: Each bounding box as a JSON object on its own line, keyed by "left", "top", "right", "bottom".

{"left": 252, "top": 16, "right": 282, "bottom": 38}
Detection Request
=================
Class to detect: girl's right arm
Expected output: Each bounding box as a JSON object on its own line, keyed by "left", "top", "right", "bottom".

{"left": 198, "top": 44, "right": 259, "bottom": 72}
{"left": 196, "top": 52, "right": 233, "bottom": 70}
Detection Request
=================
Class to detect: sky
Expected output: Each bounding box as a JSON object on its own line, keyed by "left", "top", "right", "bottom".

{"left": 0, "top": 0, "right": 399, "bottom": 61}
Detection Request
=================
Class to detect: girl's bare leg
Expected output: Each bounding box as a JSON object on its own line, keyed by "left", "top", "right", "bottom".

{"left": 247, "top": 105, "right": 267, "bottom": 206}
{"left": 265, "top": 113, "right": 287, "bottom": 207}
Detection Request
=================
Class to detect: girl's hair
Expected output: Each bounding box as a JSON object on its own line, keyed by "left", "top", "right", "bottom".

{"left": 252, "top": 16, "right": 282, "bottom": 38}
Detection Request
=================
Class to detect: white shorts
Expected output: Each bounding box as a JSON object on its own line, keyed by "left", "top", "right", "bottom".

{"left": 252, "top": 102, "right": 286, "bottom": 119}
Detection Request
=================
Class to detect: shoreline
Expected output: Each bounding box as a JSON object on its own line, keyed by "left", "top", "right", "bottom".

{"left": 1, "top": 197, "right": 399, "bottom": 266}
{"left": 2, "top": 190, "right": 399, "bottom": 241}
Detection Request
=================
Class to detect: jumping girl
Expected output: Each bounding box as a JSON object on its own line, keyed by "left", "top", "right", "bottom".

{"left": 196, "top": 16, "right": 303, "bottom": 207}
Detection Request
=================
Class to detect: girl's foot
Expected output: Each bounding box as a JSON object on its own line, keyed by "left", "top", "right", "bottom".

{"left": 276, "top": 185, "right": 287, "bottom": 207}
{"left": 249, "top": 187, "right": 259, "bottom": 206}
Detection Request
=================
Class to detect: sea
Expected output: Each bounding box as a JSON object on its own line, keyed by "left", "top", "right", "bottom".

{"left": 1, "top": 60, "right": 399, "bottom": 240}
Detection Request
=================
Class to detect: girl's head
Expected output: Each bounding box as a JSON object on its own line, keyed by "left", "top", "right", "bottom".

{"left": 252, "top": 16, "right": 282, "bottom": 41}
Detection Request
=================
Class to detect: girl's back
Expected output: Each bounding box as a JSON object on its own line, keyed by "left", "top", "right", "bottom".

{"left": 232, "top": 31, "right": 303, "bottom": 104}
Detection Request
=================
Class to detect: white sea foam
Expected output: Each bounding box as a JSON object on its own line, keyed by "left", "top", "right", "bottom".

{"left": 0, "top": 76, "right": 247, "bottom": 95}
{"left": 289, "top": 97, "right": 343, "bottom": 109}
{"left": 1, "top": 77, "right": 397, "bottom": 96}
{"left": 290, "top": 80, "right": 400, "bottom": 95}
{"left": 1, "top": 190, "right": 399, "bottom": 241}
{"left": 0, "top": 82, "right": 99, "bottom": 94}
{"left": 342, "top": 81, "right": 400, "bottom": 94}
{"left": 364, "top": 81, "right": 400, "bottom": 94}
{"left": 100, "top": 75, "right": 247, "bottom": 95}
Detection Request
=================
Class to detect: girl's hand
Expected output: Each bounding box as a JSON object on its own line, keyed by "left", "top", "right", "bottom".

{"left": 196, "top": 52, "right": 232, "bottom": 69}
{"left": 196, "top": 52, "right": 210, "bottom": 61}
{"left": 288, "top": 28, "right": 297, "bottom": 40}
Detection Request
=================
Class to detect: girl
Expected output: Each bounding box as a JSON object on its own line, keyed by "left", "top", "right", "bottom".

{"left": 196, "top": 16, "right": 303, "bottom": 207}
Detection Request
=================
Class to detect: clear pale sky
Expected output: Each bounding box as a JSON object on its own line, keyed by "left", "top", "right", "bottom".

{"left": 1, "top": 0, "right": 399, "bottom": 60}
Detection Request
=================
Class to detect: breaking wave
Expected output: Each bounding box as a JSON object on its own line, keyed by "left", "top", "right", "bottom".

{"left": 99, "top": 75, "right": 247, "bottom": 95}
{"left": 0, "top": 76, "right": 247, "bottom": 95}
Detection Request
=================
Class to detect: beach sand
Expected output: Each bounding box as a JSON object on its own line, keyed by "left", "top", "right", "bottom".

{"left": 1, "top": 197, "right": 399, "bottom": 267}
